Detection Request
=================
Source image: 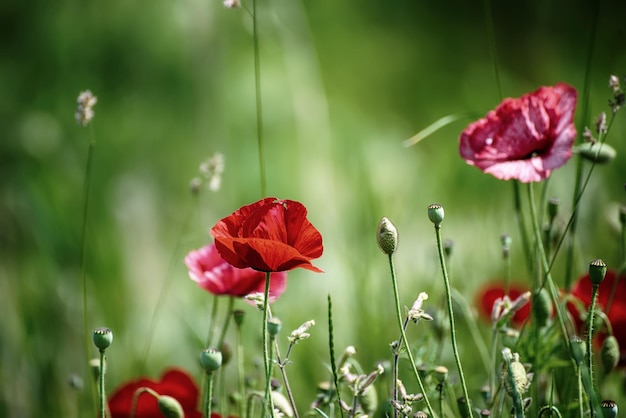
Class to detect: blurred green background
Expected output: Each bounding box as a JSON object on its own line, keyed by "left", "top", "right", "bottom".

{"left": 2, "top": 0, "right": 626, "bottom": 416}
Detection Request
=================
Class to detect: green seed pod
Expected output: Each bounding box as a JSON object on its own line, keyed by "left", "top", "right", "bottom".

{"left": 92, "top": 327, "right": 113, "bottom": 351}
{"left": 577, "top": 142, "right": 617, "bottom": 164}
{"left": 601, "top": 399, "right": 618, "bottom": 418}
{"left": 570, "top": 336, "right": 587, "bottom": 366}
{"left": 601, "top": 336, "right": 620, "bottom": 374}
{"left": 377, "top": 217, "right": 398, "bottom": 255}
{"left": 268, "top": 317, "right": 282, "bottom": 338}
{"left": 200, "top": 348, "right": 222, "bottom": 374}
{"left": 220, "top": 341, "right": 233, "bottom": 366}
{"left": 427, "top": 204, "right": 445, "bottom": 227}
{"left": 502, "top": 359, "right": 528, "bottom": 397}
{"left": 547, "top": 197, "right": 560, "bottom": 221}
{"left": 534, "top": 288, "right": 553, "bottom": 328}
{"left": 457, "top": 397, "right": 471, "bottom": 418}
{"left": 157, "top": 395, "right": 184, "bottom": 418}
{"left": 233, "top": 309, "right": 245, "bottom": 328}
{"left": 589, "top": 259, "right": 608, "bottom": 286}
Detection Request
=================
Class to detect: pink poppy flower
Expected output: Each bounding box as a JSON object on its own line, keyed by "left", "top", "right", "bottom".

{"left": 185, "top": 244, "right": 287, "bottom": 302}
{"left": 459, "top": 83, "right": 577, "bottom": 182}
{"left": 108, "top": 368, "right": 202, "bottom": 418}
{"left": 569, "top": 269, "right": 626, "bottom": 364}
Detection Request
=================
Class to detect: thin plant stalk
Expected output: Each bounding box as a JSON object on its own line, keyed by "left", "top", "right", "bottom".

{"left": 327, "top": 294, "right": 344, "bottom": 418}
{"left": 586, "top": 283, "right": 600, "bottom": 414}
{"left": 431, "top": 225, "right": 471, "bottom": 414}
{"left": 513, "top": 181, "right": 534, "bottom": 276}
{"left": 98, "top": 349, "right": 106, "bottom": 418}
{"left": 262, "top": 272, "right": 274, "bottom": 418}
{"left": 236, "top": 319, "right": 246, "bottom": 418}
{"left": 252, "top": 0, "right": 266, "bottom": 197}
{"left": 216, "top": 297, "right": 235, "bottom": 350}
{"left": 392, "top": 316, "right": 411, "bottom": 418}
{"left": 563, "top": 0, "right": 599, "bottom": 290}
{"left": 386, "top": 254, "right": 436, "bottom": 417}
{"left": 142, "top": 197, "right": 199, "bottom": 368}
{"left": 205, "top": 371, "right": 215, "bottom": 418}
{"left": 80, "top": 128, "right": 97, "bottom": 412}
{"left": 274, "top": 341, "right": 299, "bottom": 418}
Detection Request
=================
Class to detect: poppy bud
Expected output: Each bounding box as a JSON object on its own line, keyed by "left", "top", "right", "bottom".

{"left": 601, "top": 336, "right": 620, "bottom": 374}
{"left": 457, "top": 397, "right": 471, "bottom": 418}
{"left": 358, "top": 385, "right": 378, "bottom": 415}
{"left": 570, "top": 336, "right": 586, "bottom": 365}
{"left": 501, "top": 356, "right": 528, "bottom": 397}
{"left": 200, "top": 348, "right": 222, "bottom": 374}
{"left": 272, "top": 391, "right": 294, "bottom": 417}
{"left": 434, "top": 366, "right": 448, "bottom": 383}
{"left": 89, "top": 358, "right": 104, "bottom": 381}
{"left": 576, "top": 142, "right": 617, "bottom": 164}
{"left": 443, "top": 239, "right": 454, "bottom": 258}
{"left": 534, "top": 288, "right": 553, "bottom": 328}
{"left": 589, "top": 259, "right": 607, "bottom": 286}
{"left": 427, "top": 204, "right": 444, "bottom": 227}
{"left": 92, "top": 327, "right": 113, "bottom": 351}
{"left": 268, "top": 317, "right": 282, "bottom": 338}
{"left": 157, "top": 395, "right": 184, "bottom": 418}
{"left": 547, "top": 197, "right": 560, "bottom": 221}
{"left": 619, "top": 206, "right": 626, "bottom": 227}
{"left": 220, "top": 341, "right": 233, "bottom": 366}
{"left": 233, "top": 309, "right": 245, "bottom": 327}
{"left": 601, "top": 400, "right": 618, "bottom": 418}
{"left": 377, "top": 217, "right": 398, "bottom": 255}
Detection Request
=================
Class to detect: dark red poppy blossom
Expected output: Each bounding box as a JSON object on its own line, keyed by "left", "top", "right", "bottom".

{"left": 477, "top": 282, "right": 531, "bottom": 326}
{"left": 210, "top": 197, "right": 323, "bottom": 273}
{"left": 108, "top": 368, "right": 202, "bottom": 418}
{"left": 569, "top": 269, "right": 626, "bottom": 364}
{"left": 185, "top": 243, "right": 287, "bottom": 302}
{"left": 459, "top": 83, "right": 577, "bottom": 183}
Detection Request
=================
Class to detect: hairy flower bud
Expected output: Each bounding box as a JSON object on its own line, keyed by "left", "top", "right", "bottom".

{"left": 157, "top": 395, "right": 184, "bottom": 418}
{"left": 534, "top": 288, "right": 553, "bottom": 328}
{"left": 589, "top": 259, "right": 608, "bottom": 286}
{"left": 570, "top": 336, "right": 586, "bottom": 365}
{"left": 268, "top": 317, "right": 282, "bottom": 338}
{"left": 576, "top": 142, "right": 617, "bottom": 164}
{"left": 601, "top": 336, "right": 620, "bottom": 374}
{"left": 377, "top": 217, "right": 398, "bottom": 255}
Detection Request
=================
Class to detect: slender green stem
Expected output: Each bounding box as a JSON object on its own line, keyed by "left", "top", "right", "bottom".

{"left": 262, "top": 272, "right": 274, "bottom": 418}
{"left": 252, "top": 0, "right": 266, "bottom": 197}
{"left": 482, "top": 0, "right": 502, "bottom": 101}
{"left": 216, "top": 297, "right": 235, "bottom": 350}
{"left": 327, "top": 294, "right": 344, "bottom": 418}
{"left": 527, "top": 184, "right": 571, "bottom": 347}
{"left": 98, "top": 349, "right": 106, "bottom": 418}
{"left": 577, "top": 367, "right": 584, "bottom": 418}
{"left": 392, "top": 317, "right": 411, "bottom": 418}
{"left": 236, "top": 320, "right": 245, "bottom": 418}
{"left": 386, "top": 254, "right": 436, "bottom": 417}
{"left": 207, "top": 296, "right": 220, "bottom": 347}
{"left": 432, "top": 226, "right": 471, "bottom": 414}
{"left": 142, "top": 197, "right": 198, "bottom": 368}
{"left": 80, "top": 130, "right": 97, "bottom": 412}
{"left": 513, "top": 181, "right": 534, "bottom": 276}
{"left": 130, "top": 387, "right": 160, "bottom": 418}
{"left": 563, "top": 1, "right": 599, "bottom": 290}
{"left": 274, "top": 341, "right": 299, "bottom": 418}
{"left": 205, "top": 372, "right": 215, "bottom": 418}
{"left": 587, "top": 284, "right": 599, "bottom": 415}
{"left": 438, "top": 381, "right": 445, "bottom": 418}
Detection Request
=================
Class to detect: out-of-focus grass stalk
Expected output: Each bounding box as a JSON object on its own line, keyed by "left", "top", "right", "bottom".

{"left": 262, "top": 272, "right": 275, "bottom": 418}
{"left": 252, "top": 0, "right": 266, "bottom": 197}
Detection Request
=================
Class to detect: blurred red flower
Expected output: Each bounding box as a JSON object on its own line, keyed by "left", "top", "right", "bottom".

{"left": 108, "top": 368, "right": 202, "bottom": 418}
{"left": 185, "top": 243, "right": 287, "bottom": 301}
{"left": 477, "top": 282, "right": 531, "bottom": 326}
{"left": 459, "top": 83, "right": 577, "bottom": 182}
{"left": 569, "top": 269, "right": 626, "bottom": 364}
{"left": 211, "top": 197, "right": 323, "bottom": 273}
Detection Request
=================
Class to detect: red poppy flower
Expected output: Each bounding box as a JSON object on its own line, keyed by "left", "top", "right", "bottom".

{"left": 210, "top": 197, "right": 323, "bottom": 273}
{"left": 459, "top": 83, "right": 577, "bottom": 182}
{"left": 477, "top": 282, "right": 531, "bottom": 326}
{"left": 569, "top": 269, "right": 626, "bottom": 363}
{"left": 185, "top": 243, "right": 287, "bottom": 301}
{"left": 108, "top": 368, "right": 202, "bottom": 418}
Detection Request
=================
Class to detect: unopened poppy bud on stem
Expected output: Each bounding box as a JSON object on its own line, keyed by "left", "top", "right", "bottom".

{"left": 589, "top": 259, "right": 607, "bottom": 285}
{"left": 268, "top": 317, "right": 282, "bottom": 338}
{"left": 427, "top": 203, "right": 444, "bottom": 227}
{"left": 158, "top": 395, "right": 184, "bottom": 418}
{"left": 376, "top": 217, "right": 398, "bottom": 255}
{"left": 601, "top": 336, "right": 620, "bottom": 374}
{"left": 200, "top": 348, "right": 222, "bottom": 374}
{"left": 92, "top": 327, "right": 113, "bottom": 351}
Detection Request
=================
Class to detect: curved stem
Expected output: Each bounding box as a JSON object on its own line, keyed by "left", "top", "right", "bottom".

{"left": 433, "top": 226, "right": 471, "bottom": 414}
{"left": 386, "top": 254, "right": 436, "bottom": 417}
